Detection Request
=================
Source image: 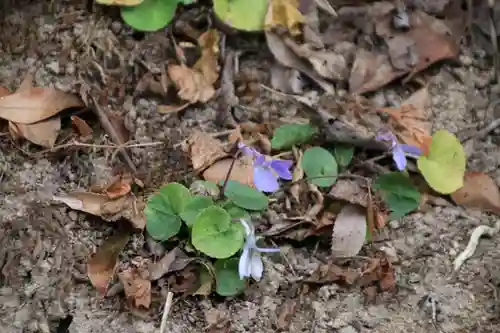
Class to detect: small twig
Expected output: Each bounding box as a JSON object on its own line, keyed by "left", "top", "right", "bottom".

{"left": 218, "top": 156, "right": 238, "bottom": 201}
{"left": 37, "top": 140, "right": 164, "bottom": 154}
{"left": 159, "top": 291, "right": 174, "bottom": 333}
{"left": 453, "top": 220, "right": 500, "bottom": 272}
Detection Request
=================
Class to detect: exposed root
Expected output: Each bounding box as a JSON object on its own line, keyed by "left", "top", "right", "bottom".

{"left": 453, "top": 221, "right": 500, "bottom": 271}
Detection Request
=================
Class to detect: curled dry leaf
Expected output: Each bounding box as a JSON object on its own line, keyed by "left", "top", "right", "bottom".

{"left": 202, "top": 158, "right": 254, "bottom": 188}
{"left": 71, "top": 115, "right": 93, "bottom": 138}
{"left": 186, "top": 131, "right": 228, "bottom": 173}
{"left": 149, "top": 247, "right": 195, "bottom": 281}
{"left": 53, "top": 192, "right": 146, "bottom": 229}
{"left": 193, "top": 30, "right": 221, "bottom": 86}
{"left": 305, "top": 262, "right": 358, "bottom": 285}
{"left": 331, "top": 204, "right": 367, "bottom": 258}
{"left": 118, "top": 267, "right": 152, "bottom": 309}
{"left": 265, "top": 31, "right": 334, "bottom": 93}
{"left": 289, "top": 147, "right": 304, "bottom": 203}
{"left": 328, "top": 178, "right": 370, "bottom": 208}
{"left": 265, "top": 0, "right": 304, "bottom": 36}
{"left": 9, "top": 118, "right": 61, "bottom": 148}
{"left": 87, "top": 231, "right": 131, "bottom": 295}
{"left": 379, "top": 87, "right": 432, "bottom": 150}
{"left": 0, "top": 85, "right": 83, "bottom": 124}
{"left": 350, "top": 10, "right": 459, "bottom": 94}
{"left": 450, "top": 171, "right": 500, "bottom": 215}
{"left": 168, "top": 64, "right": 215, "bottom": 104}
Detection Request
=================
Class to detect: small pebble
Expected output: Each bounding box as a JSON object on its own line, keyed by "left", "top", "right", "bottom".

{"left": 339, "top": 325, "right": 358, "bottom": 333}
{"left": 459, "top": 55, "right": 473, "bottom": 67}
{"left": 46, "top": 61, "right": 60, "bottom": 75}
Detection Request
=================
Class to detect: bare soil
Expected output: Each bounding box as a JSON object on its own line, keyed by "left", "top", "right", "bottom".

{"left": 1, "top": 1, "right": 500, "bottom": 333}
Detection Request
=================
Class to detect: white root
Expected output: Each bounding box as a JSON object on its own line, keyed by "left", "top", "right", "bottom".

{"left": 453, "top": 221, "right": 500, "bottom": 272}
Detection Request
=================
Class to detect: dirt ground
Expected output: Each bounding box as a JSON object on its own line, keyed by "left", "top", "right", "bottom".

{"left": 2, "top": 1, "right": 500, "bottom": 333}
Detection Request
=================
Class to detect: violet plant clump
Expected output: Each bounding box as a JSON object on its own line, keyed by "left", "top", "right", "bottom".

{"left": 376, "top": 131, "right": 422, "bottom": 171}
{"left": 238, "top": 142, "right": 293, "bottom": 193}
{"left": 238, "top": 219, "right": 280, "bottom": 281}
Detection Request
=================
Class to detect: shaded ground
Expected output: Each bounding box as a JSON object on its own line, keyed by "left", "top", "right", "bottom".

{"left": 1, "top": 1, "right": 500, "bottom": 333}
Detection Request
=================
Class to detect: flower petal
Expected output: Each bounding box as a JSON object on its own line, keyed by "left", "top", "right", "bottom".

{"left": 270, "top": 160, "right": 293, "bottom": 180}
{"left": 249, "top": 252, "right": 264, "bottom": 281}
{"left": 255, "top": 246, "right": 280, "bottom": 253}
{"left": 239, "top": 219, "right": 253, "bottom": 237}
{"left": 400, "top": 144, "right": 422, "bottom": 157}
{"left": 253, "top": 166, "right": 279, "bottom": 193}
{"left": 392, "top": 144, "right": 407, "bottom": 170}
{"left": 254, "top": 154, "right": 266, "bottom": 166}
{"left": 238, "top": 244, "right": 252, "bottom": 280}
{"left": 375, "top": 131, "right": 397, "bottom": 146}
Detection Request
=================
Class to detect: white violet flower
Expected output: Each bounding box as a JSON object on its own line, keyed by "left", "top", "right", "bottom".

{"left": 238, "top": 219, "right": 280, "bottom": 281}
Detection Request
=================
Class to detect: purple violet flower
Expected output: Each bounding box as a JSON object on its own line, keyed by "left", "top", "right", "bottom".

{"left": 238, "top": 142, "right": 293, "bottom": 193}
{"left": 238, "top": 219, "right": 280, "bottom": 281}
{"left": 376, "top": 131, "right": 422, "bottom": 171}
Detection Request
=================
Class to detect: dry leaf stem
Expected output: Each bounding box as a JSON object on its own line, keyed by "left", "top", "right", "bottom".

{"left": 159, "top": 291, "right": 174, "bottom": 333}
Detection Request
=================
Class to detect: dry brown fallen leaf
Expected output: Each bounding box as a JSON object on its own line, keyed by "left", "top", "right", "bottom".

{"left": 0, "top": 74, "right": 83, "bottom": 147}
{"left": 450, "top": 171, "right": 500, "bottom": 215}
{"left": 118, "top": 267, "right": 152, "bottom": 309}
{"left": 203, "top": 158, "right": 255, "bottom": 188}
{"left": 350, "top": 10, "right": 459, "bottom": 94}
{"left": 148, "top": 247, "right": 195, "bottom": 281}
{"left": 167, "top": 64, "right": 215, "bottom": 104}
{"left": 87, "top": 231, "right": 131, "bottom": 295}
{"left": 53, "top": 191, "right": 146, "bottom": 229}
{"left": 185, "top": 130, "right": 229, "bottom": 173}
{"left": 358, "top": 255, "right": 397, "bottom": 302}
{"left": 305, "top": 262, "right": 358, "bottom": 285}
{"left": 331, "top": 204, "right": 367, "bottom": 258}
{"left": 193, "top": 30, "right": 220, "bottom": 86}
{"left": 276, "top": 300, "right": 297, "bottom": 330}
{"left": 265, "top": 0, "right": 305, "bottom": 36}
{"left": 379, "top": 87, "right": 432, "bottom": 151}
{"left": 0, "top": 79, "right": 83, "bottom": 124}
{"left": 71, "top": 115, "right": 93, "bottom": 138}
{"left": 265, "top": 31, "right": 334, "bottom": 93}
{"left": 9, "top": 119, "right": 61, "bottom": 148}
{"left": 329, "top": 178, "right": 371, "bottom": 208}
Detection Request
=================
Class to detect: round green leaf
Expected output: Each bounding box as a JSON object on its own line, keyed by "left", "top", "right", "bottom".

{"left": 224, "top": 180, "right": 268, "bottom": 211}
{"left": 271, "top": 123, "right": 318, "bottom": 150}
{"left": 191, "top": 206, "right": 245, "bottom": 259}
{"left": 121, "top": 0, "right": 177, "bottom": 32}
{"left": 222, "top": 201, "right": 251, "bottom": 221}
{"left": 213, "top": 0, "right": 268, "bottom": 31}
{"left": 145, "top": 194, "right": 182, "bottom": 241}
{"left": 302, "top": 147, "right": 338, "bottom": 187}
{"left": 214, "top": 258, "right": 245, "bottom": 296}
{"left": 373, "top": 172, "right": 421, "bottom": 219}
{"left": 417, "top": 130, "right": 466, "bottom": 194}
{"left": 159, "top": 182, "right": 191, "bottom": 215}
{"left": 179, "top": 196, "right": 215, "bottom": 227}
{"left": 334, "top": 145, "right": 354, "bottom": 170}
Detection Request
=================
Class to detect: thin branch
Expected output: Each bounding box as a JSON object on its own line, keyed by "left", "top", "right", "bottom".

{"left": 159, "top": 291, "right": 174, "bottom": 333}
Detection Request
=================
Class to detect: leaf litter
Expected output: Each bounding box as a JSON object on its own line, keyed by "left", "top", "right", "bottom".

{"left": 0, "top": 73, "right": 84, "bottom": 147}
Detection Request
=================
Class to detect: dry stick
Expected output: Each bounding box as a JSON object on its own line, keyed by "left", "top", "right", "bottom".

{"left": 90, "top": 97, "right": 138, "bottom": 174}
{"left": 159, "top": 291, "right": 174, "bottom": 333}
{"left": 453, "top": 220, "right": 500, "bottom": 272}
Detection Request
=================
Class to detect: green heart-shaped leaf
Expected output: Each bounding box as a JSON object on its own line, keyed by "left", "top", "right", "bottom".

{"left": 191, "top": 206, "right": 245, "bottom": 258}
{"left": 302, "top": 147, "right": 338, "bottom": 187}
{"left": 417, "top": 130, "right": 466, "bottom": 194}
{"left": 214, "top": 258, "right": 245, "bottom": 296}
{"left": 334, "top": 145, "right": 354, "bottom": 170}
{"left": 145, "top": 193, "right": 181, "bottom": 241}
{"left": 213, "top": 0, "right": 268, "bottom": 32}
{"left": 224, "top": 180, "right": 268, "bottom": 211}
{"left": 221, "top": 201, "right": 251, "bottom": 221}
{"left": 271, "top": 123, "right": 317, "bottom": 150}
{"left": 179, "top": 196, "right": 214, "bottom": 227}
{"left": 121, "top": 0, "right": 178, "bottom": 32}
{"left": 159, "top": 182, "right": 191, "bottom": 214}
{"left": 373, "top": 172, "right": 421, "bottom": 219}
